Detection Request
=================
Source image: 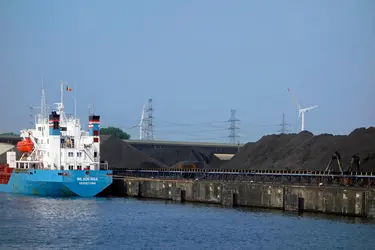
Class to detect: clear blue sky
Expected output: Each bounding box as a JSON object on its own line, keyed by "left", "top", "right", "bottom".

{"left": 1, "top": 0, "right": 374, "bottom": 143}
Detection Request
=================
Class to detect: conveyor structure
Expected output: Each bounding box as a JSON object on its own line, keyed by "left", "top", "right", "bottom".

{"left": 110, "top": 168, "right": 375, "bottom": 187}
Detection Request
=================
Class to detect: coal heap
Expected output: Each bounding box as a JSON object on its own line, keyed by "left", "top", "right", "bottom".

{"left": 141, "top": 147, "right": 215, "bottom": 168}
{"left": 100, "top": 136, "right": 167, "bottom": 169}
{"left": 222, "top": 127, "right": 375, "bottom": 171}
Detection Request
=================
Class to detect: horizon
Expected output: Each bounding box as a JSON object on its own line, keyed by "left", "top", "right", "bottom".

{"left": 1, "top": 123, "right": 374, "bottom": 145}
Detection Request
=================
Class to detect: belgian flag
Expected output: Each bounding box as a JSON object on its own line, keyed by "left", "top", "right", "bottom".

{"left": 66, "top": 86, "right": 72, "bottom": 92}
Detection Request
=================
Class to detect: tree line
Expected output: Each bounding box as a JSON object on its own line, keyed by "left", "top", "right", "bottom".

{"left": 100, "top": 127, "right": 130, "bottom": 139}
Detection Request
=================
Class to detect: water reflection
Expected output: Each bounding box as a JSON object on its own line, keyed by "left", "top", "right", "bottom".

{"left": 135, "top": 197, "right": 375, "bottom": 225}
{"left": 1, "top": 194, "right": 374, "bottom": 250}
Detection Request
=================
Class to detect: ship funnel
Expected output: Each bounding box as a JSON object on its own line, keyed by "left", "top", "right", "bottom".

{"left": 89, "top": 115, "right": 100, "bottom": 142}
{"left": 49, "top": 111, "right": 60, "bottom": 135}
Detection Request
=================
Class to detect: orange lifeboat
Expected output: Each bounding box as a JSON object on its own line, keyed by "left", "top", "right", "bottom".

{"left": 16, "top": 138, "right": 34, "bottom": 153}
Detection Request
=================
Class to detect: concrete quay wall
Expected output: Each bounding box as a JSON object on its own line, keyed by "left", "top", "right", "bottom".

{"left": 112, "top": 178, "right": 375, "bottom": 218}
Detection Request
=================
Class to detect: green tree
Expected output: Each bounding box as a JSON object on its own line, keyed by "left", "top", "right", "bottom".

{"left": 0, "top": 132, "right": 19, "bottom": 136}
{"left": 100, "top": 127, "right": 130, "bottom": 139}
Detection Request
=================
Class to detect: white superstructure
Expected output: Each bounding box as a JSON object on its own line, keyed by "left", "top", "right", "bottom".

{"left": 10, "top": 81, "right": 107, "bottom": 171}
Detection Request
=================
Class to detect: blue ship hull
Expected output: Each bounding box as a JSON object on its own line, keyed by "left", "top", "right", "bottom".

{"left": 0, "top": 169, "right": 113, "bottom": 197}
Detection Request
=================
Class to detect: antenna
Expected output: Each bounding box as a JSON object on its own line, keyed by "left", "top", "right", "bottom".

{"left": 57, "top": 80, "right": 68, "bottom": 123}
{"left": 145, "top": 98, "right": 154, "bottom": 140}
{"left": 278, "top": 113, "right": 291, "bottom": 134}
{"left": 74, "top": 84, "right": 77, "bottom": 117}
{"left": 88, "top": 104, "right": 95, "bottom": 115}
{"left": 287, "top": 88, "right": 318, "bottom": 132}
{"left": 30, "top": 79, "right": 49, "bottom": 125}
{"left": 40, "top": 77, "right": 48, "bottom": 120}
{"left": 29, "top": 106, "right": 34, "bottom": 125}
{"left": 228, "top": 109, "right": 240, "bottom": 144}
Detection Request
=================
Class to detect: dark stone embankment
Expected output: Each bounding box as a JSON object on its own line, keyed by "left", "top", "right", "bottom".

{"left": 110, "top": 177, "right": 375, "bottom": 219}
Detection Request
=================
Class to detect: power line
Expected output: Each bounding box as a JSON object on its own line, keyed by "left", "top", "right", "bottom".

{"left": 159, "top": 121, "right": 228, "bottom": 127}
{"left": 154, "top": 128, "right": 228, "bottom": 135}
{"left": 240, "top": 121, "right": 280, "bottom": 127}
{"left": 228, "top": 109, "right": 240, "bottom": 144}
{"left": 132, "top": 119, "right": 278, "bottom": 129}
{"left": 122, "top": 109, "right": 284, "bottom": 142}
{"left": 123, "top": 120, "right": 228, "bottom": 134}
{"left": 125, "top": 120, "right": 277, "bottom": 142}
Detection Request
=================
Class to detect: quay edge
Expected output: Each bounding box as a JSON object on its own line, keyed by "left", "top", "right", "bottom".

{"left": 109, "top": 177, "right": 375, "bottom": 218}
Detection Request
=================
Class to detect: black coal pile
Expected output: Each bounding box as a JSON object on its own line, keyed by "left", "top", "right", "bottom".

{"left": 141, "top": 147, "right": 217, "bottom": 168}
{"left": 338, "top": 127, "right": 375, "bottom": 171}
{"left": 222, "top": 127, "right": 375, "bottom": 171}
{"left": 100, "top": 136, "right": 167, "bottom": 169}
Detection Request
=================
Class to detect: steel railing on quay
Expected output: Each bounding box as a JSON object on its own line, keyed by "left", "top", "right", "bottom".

{"left": 109, "top": 168, "right": 375, "bottom": 187}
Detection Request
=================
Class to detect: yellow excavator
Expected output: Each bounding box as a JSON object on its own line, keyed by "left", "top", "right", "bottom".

{"left": 176, "top": 161, "right": 204, "bottom": 169}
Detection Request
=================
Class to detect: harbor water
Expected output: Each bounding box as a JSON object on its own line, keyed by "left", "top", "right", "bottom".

{"left": 0, "top": 193, "right": 374, "bottom": 250}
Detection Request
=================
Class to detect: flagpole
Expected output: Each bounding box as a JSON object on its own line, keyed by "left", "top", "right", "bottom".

{"left": 73, "top": 83, "right": 77, "bottom": 170}
{"left": 60, "top": 80, "right": 64, "bottom": 106}
{"left": 74, "top": 84, "right": 77, "bottom": 118}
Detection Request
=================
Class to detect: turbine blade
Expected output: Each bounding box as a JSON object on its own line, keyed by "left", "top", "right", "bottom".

{"left": 287, "top": 88, "right": 301, "bottom": 110}
{"left": 305, "top": 105, "right": 318, "bottom": 111}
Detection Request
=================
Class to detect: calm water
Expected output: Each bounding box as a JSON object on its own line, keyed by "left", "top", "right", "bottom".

{"left": 0, "top": 193, "right": 374, "bottom": 250}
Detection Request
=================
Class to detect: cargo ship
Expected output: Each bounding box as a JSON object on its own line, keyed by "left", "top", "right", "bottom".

{"left": 0, "top": 82, "right": 112, "bottom": 197}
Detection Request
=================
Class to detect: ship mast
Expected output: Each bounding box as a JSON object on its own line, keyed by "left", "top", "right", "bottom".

{"left": 40, "top": 86, "right": 47, "bottom": 121}
{"left": 58, "top": 80, "right": 67, "bottom": 123}
{"left": 74, "top": 84, "right": 77, "bottom": 118}
{"left": 32, "top": 78, "right": 48, "bottom": 125}
{"left": 60, "top": 80, "right": 64, "bottom": 108}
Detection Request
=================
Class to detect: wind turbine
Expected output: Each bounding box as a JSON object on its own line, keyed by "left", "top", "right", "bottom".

{"left": 139, "top": 104, "right": 146, "bottom": 140}
{"left": 287, "top": 88, "right": 318, "bottom": 132}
